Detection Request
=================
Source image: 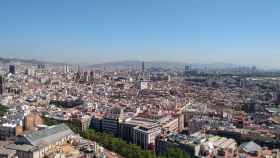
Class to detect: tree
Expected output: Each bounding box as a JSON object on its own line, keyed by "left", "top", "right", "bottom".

{"left": 46, "top": 121, "right": 191, "bottom": 158}
{"left": 82, "top": 129, "right": 190, "bottom": 158}
{"left": 0, "top": 104, "right": 8, "bottom": 117}
{"left": 163, "top": 147, "right": 190, "bottom": 158}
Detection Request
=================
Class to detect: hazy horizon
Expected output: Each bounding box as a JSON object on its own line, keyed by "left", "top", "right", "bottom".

{"left": 1, "top": 0, "right": 280, "bottom": 69}
{"left": 0, "top": 56, "right": 273, "bottom": 71}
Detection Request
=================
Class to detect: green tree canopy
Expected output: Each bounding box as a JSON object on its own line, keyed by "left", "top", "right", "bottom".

{"left": 0, "top": 104, "right": 8, "bottom": 117}
{"left": 82, "top": 129, "right": 190, "bottom": 158}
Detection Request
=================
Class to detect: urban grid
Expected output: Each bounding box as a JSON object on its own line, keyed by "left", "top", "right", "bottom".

{"left": 0, "top": 60, "right": 279, "bottom": 158}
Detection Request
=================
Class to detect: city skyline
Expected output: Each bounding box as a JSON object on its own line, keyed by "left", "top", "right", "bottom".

{"left": 1, "top": 0, "right": 280, "bottom": 155}
{"left": 1, "top": 0, "right": 280, "bottom": 68}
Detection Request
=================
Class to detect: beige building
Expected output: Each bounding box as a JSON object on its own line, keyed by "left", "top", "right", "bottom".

{"left": 6, "top": 124, "right": 74, "bottom": 158}
{"left": 23, "top": 114, "right": 43, "bottom": 131}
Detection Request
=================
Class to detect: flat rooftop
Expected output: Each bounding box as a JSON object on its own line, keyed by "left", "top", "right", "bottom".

{"left": 125, "top": 117, "right": 160, "bottom": 129}
{"left": 204, "top": 135, "right": 237, "bottom": 149}
{"left": 6, "top": 144, "right": 38, "bottom": 152}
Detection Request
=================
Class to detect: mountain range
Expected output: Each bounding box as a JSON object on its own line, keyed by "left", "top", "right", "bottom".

{"left": 0, "top": 57, "right": 266, "bottom": 71}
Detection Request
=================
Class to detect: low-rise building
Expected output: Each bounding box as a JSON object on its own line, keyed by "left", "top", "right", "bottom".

{"left": 156, "top": 132, "right": 238, "bottom": 158}
{"left": 9, "top": 124, "right": 74, "bottom": 158}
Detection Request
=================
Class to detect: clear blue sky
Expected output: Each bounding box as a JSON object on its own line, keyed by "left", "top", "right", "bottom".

{"left": 0, "top": 0, "right": 279, "bottom": 68}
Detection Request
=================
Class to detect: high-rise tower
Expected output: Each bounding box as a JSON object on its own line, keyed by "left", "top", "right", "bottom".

{"left": 0, "top": 76, "right": 5, "bottom": 95}
{"left": 9, "top": 65, "right": 16, "bottom": 74}
{"left": 142, "top": 61, "right": 145, "bottom": 72}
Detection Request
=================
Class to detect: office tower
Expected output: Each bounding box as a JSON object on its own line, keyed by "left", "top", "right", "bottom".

{"left": 83, "top": 71, "right": 89, "bottom": 82}
{"left": 9, "top": 65, "right": 16, "bottom": 74}
{"left": 184, "top": 65, "right": 192, "bottom": 77}
{"left": 251, "top": 66, "right": 257, "bottom": 74}
{"left": 90, "top": 70, "right": 94, "bottom": 81}
{"left": 37, "top": 64, "right": 45, "bottom": 69}
{"left": 77, "top": 64, "right": 81, "bottom": 73}
{"left": 0, "top": 76, "right": 4, "bottom": 95}
{"left": 142, "top": 61, "right": 145, "bottom": 72}
{"left": 64, "top": 65, "right": 69, "bottom": 74}
{"left": 185, "top": 65, "right": 191, "bottom": 73}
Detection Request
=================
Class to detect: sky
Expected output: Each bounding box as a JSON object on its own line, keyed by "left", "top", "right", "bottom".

{"left": 0, "top": 0, "right": 280, "bottom": 68}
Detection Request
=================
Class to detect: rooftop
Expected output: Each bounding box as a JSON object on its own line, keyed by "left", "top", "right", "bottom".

{"left": 20, "top": 123, "right": 74, "bottom": 147}
{"left": 125, "top": 117, "right": 160, "bottom": 129}
{"left": 0, "top": 148, "right": 16, "bottom": 156}
{"left": 6, "top": 144, "right": 38, "bottom": 152}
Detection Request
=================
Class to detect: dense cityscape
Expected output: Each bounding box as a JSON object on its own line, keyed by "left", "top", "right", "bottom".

{"left": 0, "top": 59, "right": 279, "bottom": 158}
{"left": 1, "top": 0, "right": 280, "bottom": 157}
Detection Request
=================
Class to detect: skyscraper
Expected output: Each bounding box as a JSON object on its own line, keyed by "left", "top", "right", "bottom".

{"left": 0, "top": 76, "right": 5, "bottom": 95}
{"left": 64, "top": 65, "right": 69, "bottom": 74}
{"left": 37, "top": 64, "right": 45, "bottom": 69}
{"left": 185, "top": 65, "right": 191, "bottom": 73}
{"left": 142, "top": 61, "right": 145, "bottom": 72}
{"left": 84, "top": 71, "right": 89, "bottom": 82}
{"left": 9, "top": 65, "right": 16, "bottom": 74}
{"left": 184, "top": 65, "right": 192, "bottom": 77}
{"left": 90, "top": 70, "right": 94, "bottom": 81}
